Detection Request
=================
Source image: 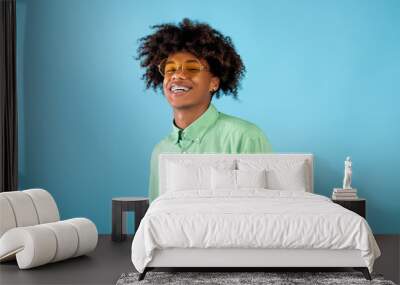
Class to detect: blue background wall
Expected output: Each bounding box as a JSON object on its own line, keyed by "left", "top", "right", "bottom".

{"left": 16, "top": 0, "right": 400, "bottom": 234}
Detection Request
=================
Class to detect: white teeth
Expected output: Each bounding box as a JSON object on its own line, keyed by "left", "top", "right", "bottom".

{"left": 171, "top": 84, "right": 191, "bottom": 92}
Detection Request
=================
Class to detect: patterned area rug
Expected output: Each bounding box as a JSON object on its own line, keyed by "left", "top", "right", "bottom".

{"left": 116, "top": 271, "right": 396, "bottom": 285}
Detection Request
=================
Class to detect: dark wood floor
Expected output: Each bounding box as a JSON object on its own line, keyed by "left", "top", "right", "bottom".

{"left": 0, "top": 235, "right": 134, "bottom": 285}
{"left": 0, "top": 235, "right": 399, "bottom": 285}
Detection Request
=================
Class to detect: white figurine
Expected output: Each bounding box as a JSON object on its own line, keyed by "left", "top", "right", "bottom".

{"left": 342, "top": 156, "right": 352, "bottom": 189}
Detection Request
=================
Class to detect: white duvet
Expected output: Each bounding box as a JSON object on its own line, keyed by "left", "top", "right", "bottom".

{"left": 131, "top": 189, "right": 380, "bottom": 273}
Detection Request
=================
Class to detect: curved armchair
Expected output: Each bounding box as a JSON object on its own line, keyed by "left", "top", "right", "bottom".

{"left": 0, "top": 189, "right": 98, "bottom": 269}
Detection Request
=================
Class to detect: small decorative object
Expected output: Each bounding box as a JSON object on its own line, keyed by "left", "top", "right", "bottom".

{"left": 342, "top": 156, "right": 352, "bottom": 190}
{"left": 332, "top": 156, "right": 358, "bottom": 200}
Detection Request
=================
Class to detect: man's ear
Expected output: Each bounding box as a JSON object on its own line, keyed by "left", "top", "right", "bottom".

{"left": 210, "top": 77, "right": 220, "bottom": 92}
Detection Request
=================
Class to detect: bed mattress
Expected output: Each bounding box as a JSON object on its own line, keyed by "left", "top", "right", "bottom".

{"left": 131, "top": 189, "right": 380, "bottom": 273}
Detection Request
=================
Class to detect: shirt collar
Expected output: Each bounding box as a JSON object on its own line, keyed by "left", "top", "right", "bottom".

{"left": 170, "top": 103, "right": 219, "bottom": 144}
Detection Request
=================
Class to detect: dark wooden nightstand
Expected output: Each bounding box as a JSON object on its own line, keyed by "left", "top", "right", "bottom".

{"left": 112, "top": 197, "right": 149, "bottom": 242}
{"left": 332, "top": 198, "right": 366, "bottom": 218}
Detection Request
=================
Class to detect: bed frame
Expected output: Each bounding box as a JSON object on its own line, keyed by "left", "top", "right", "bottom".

{"left": 138, "top": 154, "right": 371, "bottom": 281}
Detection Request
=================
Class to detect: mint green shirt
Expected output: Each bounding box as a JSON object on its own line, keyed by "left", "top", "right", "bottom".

{"left": 148, "top": 103, "right": 273, "bottom": 202}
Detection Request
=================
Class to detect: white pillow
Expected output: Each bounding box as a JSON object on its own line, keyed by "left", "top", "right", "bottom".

{"left": 237, "top": 159, "right": 308, "bottom": 191}
{"left": 211, "top": 168, "right": 268, "bottom": 190}
{"left": 237, "top": 169, "right": 267, "bottom": 188}
{"left": 166, "top": 160, "right": 235, "bottom": 192}
{"left": 211, "top": 168, "right": 236, "bottom": 189}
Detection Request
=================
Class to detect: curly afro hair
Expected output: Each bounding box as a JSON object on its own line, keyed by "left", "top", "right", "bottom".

{"left": 136, "top": 18, "right": 246, "bottom": 99}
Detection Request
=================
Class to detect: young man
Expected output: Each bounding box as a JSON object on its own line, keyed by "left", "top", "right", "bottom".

{"left": 137, "top": 18, "right": 273, "bottom": 202}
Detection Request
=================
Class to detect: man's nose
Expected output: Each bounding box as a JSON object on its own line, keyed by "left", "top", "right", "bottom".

{"left": 171, "top": 66, "right": 188, "bottom": 80}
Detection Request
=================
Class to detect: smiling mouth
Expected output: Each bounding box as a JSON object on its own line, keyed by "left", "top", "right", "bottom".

{"left": 169, "top": 84, "right": 192, "bottom": 94}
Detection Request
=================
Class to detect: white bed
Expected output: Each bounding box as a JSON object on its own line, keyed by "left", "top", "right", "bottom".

{"left": 131, "top": 154, "right": 380, "bottom": 280}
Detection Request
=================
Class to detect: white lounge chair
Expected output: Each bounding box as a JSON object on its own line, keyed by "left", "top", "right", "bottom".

{"left": 0, "top": 189, "right": 98, "bottom": 269}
